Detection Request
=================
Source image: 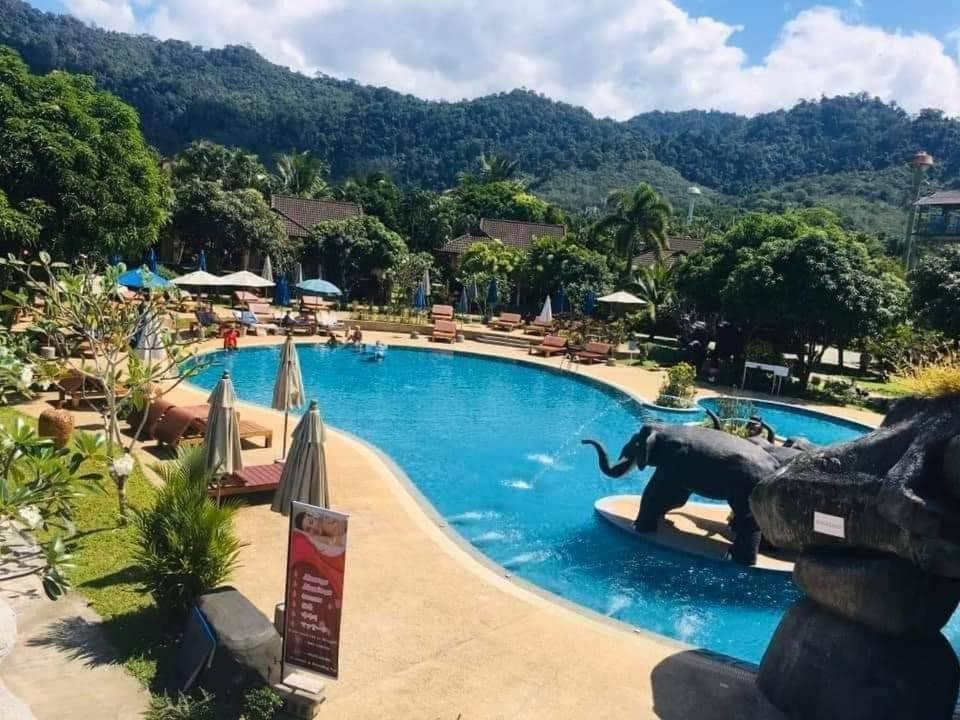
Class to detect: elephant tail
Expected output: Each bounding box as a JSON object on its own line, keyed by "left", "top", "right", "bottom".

{"left": 581, "top": 439, "right": 634, "bottom": 478}
{"left": 705, "top": 408, "right": 722, "bottom": 430}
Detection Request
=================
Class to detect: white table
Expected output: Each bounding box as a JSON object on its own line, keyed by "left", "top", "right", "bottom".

{"left": 742, "top": 360, "right": 790, "bottom": 395}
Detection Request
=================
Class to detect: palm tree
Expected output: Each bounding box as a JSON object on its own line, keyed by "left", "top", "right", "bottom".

{"left": 273, "top": 151, "right": 330, "bottom": 198}
{"left": 630, "top": 259, "right": 677, "bottom": 339}
{"left": 479, "top": 152, "right": 520, "bottom": 182}
{"left": 594, "top": 184, "right": 672, "bottom": 277}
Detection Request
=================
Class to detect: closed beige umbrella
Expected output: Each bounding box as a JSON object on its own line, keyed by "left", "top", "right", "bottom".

{"left": 271, "top": 334, "right": 305, "bottom": 460}
{"left": 271, "top": 400, "right": 328, "bottom": 515}
{"left": 205, "top": 371, "right": 243, "bottom": 487}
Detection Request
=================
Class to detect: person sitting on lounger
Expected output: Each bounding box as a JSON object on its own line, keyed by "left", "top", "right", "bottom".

{"left": 281, "top": 311, "right": 294, "bottom": 329}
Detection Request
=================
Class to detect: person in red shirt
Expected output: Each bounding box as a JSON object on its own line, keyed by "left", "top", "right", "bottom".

{"left": 223, "top": 324, "right": 239, "bottom": 351}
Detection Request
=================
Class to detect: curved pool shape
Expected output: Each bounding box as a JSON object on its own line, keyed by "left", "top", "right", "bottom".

{"left": 697, "top": 397, "right": 872, "bottom": 446}
{"left": 189, "top": 346, "right": 958, "bottom": 663}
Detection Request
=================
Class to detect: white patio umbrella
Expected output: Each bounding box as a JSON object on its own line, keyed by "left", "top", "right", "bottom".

{"left": 293, "top": 263, "right": 304, "bottom": 285}
{"left": 134, "top": 312, "right": 166, "bottom": 366}
{"left": 170, "top": 271, "right": 225, "bottom": 287}
{"left": 205, "top": 371, "right": 243, "bottom": 496}
{"left": 271, "top": 399, "right": 328, "bottom": 515}
{"left": 220, "top": 270, "right": 275, "bottom": 288}
{"left": 537, "top": 295, "right": 553, "bottom": 323}
{"left": 422, "top": 267, "right": 431, "bottom": 295}
{"left": 271, "top": 334, "right": 305, "bottom": 460}
{"left": 261, "top": 256, "right": 274, "bottom": 284}
{"left": 597, "top": 290, "right": 647, "bottom": 306}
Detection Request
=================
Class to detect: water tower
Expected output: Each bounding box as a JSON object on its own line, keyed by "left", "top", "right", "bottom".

{"left": 686, "top": 186, "right": 702, "bottom": 226}
{"left": 904, "top": 151, "right": 934, "bottom": 269}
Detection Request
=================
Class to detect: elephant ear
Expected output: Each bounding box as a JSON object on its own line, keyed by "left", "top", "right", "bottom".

{"left": 630, "top": 426, "right": 657, "bottom": 469}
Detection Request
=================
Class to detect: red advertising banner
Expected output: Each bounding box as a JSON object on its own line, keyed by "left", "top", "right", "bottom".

{"left": 282, "top": 501, "right": 349, "bottom": 679}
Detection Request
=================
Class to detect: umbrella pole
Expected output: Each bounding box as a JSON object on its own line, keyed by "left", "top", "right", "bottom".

{"left": 282, "top": 408, "right": 290, "bottom": 460}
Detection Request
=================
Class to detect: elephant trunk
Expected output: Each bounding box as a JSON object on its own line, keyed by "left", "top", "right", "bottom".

{"left": 581, "top": 439, "right": 635, "bottom": 478}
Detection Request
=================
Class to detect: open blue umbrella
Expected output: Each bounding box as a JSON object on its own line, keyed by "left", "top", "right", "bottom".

{"left": 486, "top": 277, "right": 498, "bottom": 308}
{"left": 413, "top": 282, "right": 427, "bottom": 310}
{"left": 274, "top": 276, "right": 290, "bottom": 306}
{"left": 117, "top": 268, "right": 170, "bottom": 290}
{"left": 198, "top": 249, "right": 207, "bottom": 272}
{"left": 146, "top": 248, "right": 158, "bottom": 274}
{"left": 109, "top": 254, "right": 121, "bottom": 266}
{"left": 296, "top": 279, "right": 343, "bottom": 296}
{"left": 583, "top": 290, "right": 597, "bottom": 316}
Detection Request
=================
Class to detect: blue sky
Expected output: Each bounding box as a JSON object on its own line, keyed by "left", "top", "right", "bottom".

{"left": 21, "top": 0, "right": 960, "bottom": 118}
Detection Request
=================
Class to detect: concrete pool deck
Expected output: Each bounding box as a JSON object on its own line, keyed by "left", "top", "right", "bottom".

{"left": 10, "top": 331, "right": 882, "bottom": 719}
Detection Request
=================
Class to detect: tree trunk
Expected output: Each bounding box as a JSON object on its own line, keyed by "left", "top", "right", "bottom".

{"left": 838, "top": 346, "right": 845, "bottom": 376}
{"left": 241, "top": 249, "right": 250, "bottom": 271}
{"left": 115, "top": 475, "right": 128, "bottom": 525}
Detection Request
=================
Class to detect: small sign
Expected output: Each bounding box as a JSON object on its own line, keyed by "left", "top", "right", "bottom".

{"left": 282, "top": 501, "right": 349, "bottom": 680}
{"left": 813, "top": 511, "right": 845, "bottom": 539}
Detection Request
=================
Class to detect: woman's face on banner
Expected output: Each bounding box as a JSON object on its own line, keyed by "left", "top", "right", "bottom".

{"left": 321, "top": 516, "right": 346, "bottom": 538}
{"left": 301, "top": 513, "right": 324, "bottom": 536}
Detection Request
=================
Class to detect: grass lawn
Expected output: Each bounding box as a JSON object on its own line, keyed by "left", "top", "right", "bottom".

{"left": 0, "top": 407, "right": 169, "bottom": 688}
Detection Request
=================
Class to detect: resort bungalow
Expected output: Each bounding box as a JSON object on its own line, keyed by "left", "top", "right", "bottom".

{"left": 911, "top": 190, "right": 960, "bottom": 245}
{"left": 270, "top": 195, "right": 363, "bottom": 278}
{"left": 438, "top": 218, "right": 566, "bottom": 258}
{"left": 632, "top": 236, "right": 703, "bottom": 268}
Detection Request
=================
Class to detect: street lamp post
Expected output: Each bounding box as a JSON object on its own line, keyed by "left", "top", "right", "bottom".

{"left": 686, "top": 186, "right": 702, "bottom": 226}
{"left": 904, "top": 151, "right": 934, "bottom": 270}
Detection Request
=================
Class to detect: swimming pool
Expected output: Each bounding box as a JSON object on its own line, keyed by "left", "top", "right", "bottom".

{"left": 697, "top": 396, "right": 872, "bottom": 446}
{"left": 189, "top": 345, "right": 958, "bottom": 663}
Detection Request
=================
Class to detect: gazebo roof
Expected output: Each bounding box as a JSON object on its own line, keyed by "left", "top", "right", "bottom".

{"left": 915, "top": 190, "right": 960, "bottom": 208}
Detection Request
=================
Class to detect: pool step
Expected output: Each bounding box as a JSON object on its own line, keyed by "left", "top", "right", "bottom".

{"left": 474, "top": 333, "right": 534, "bottom": 350}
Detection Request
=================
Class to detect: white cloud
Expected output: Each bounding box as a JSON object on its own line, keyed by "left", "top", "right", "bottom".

{"left": 62, "top": 0, "right": 960, "bottom": 119}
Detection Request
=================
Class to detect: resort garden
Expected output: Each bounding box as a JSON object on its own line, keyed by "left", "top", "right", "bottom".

{"left": 1, "top": 44, "right": 960, "bottom": 720}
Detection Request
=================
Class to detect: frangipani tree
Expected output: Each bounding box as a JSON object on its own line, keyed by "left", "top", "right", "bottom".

{"left": 1, "top": 252, "right": 208, "bottom": 520}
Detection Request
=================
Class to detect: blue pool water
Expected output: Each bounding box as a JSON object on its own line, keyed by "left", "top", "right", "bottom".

{"left": 189, "top": 346, "right": 959, "bottom": 663}
{"left": 697, "top": 397, "right": 871, "bottom": 446}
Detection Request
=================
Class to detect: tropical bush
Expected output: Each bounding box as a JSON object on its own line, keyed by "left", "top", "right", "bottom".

{"left": 145, "top": 692, "right": 216, "bottom": 720}
{"left": 240, "top": 686, "right": 284, "bottom": 720}
{"left": 822, "top": 378, "right": 859, "bottom": 404}
{"left": 134, "top": 447, "right": 243, "bottom": 618}
{"left": 0, "top": 419, "right": 106, "bottom": 599}
{"left": 902, "top": 356, "right": 960, "bottom": 398}
{"left": 656, "top": 362, "right": 697, "bottom": 408}
{"left": 743, "top": 340, "right": 784, "bottom": 365}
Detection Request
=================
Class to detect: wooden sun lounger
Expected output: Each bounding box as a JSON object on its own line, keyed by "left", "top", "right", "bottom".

{"left": 56, "top": 372, "right": 129, "bottom": 409}
{"left": 430, "top": 304, "right": 454, "bottom": 321}
{"left": 431, "top": 320, "right": 457, "bottom": 343}
{"left": 300, "top": 296, "right": 329, "bottom": 311}
{"left": 574, "top": 342, "right": 614, "bottom": 364}
{"left": 210, "top": 463, "right": 283, "bottom": 497}
{"left": 126, "top": 397, "right": 176, "bottom": 440}
{"left": 525, "top": 317, "right": 553, "bottom": 336}
{"left": 529, "top": 335, "right": 568, "bottom": 357}
{"left": 490, "top": 312, "right": 522, "bottom": 331}
{"left": 246, "top": 302, "right": 275, "bottom": 321}
{"left": 191, "top": 310, "right": 231, "bottom": 336}
{"left": 153, "top": 405, "right": 274, "bottom": 450}
{"left": 233, "top": 290, "right": 260, "bottom": 307}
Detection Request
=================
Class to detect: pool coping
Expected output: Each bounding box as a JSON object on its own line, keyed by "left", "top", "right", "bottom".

{"left": 182, "top": 337, "right": 878, "bottom": 668}
{"left": 696, "top": 394, "right": 877, "bottom": 432}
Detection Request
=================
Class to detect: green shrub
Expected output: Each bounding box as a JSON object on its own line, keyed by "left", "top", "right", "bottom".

{"left": 656, "top": 362, "right": 697, "bottom": 408}
{"left": 240, "top": 686, "right": 285, "bottom": 720}
{"left": 134, "top": 446, "right": 243, "bottom": 618}
{"left": 145, "top": 692, "right": 216, "bottom": 720}
{"left": 822, "top": 379, "right": 858, "bottom": 404}
{"left": 809, "top": 375, "right": 822, "bottom": 387}
{"left": 744, "top": 340, "right": 784, "bottom": 365}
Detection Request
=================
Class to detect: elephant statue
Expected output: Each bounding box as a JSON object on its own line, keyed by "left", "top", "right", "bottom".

{"left": 582, "top": 423, "right": 782, "bottom": 565}
{"left": 704, "top": 408, "right": 810, "bottom": 465}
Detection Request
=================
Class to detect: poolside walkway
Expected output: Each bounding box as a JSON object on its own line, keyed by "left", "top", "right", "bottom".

{"left": 8, "top": 331, "right": 881, "bottom": 719}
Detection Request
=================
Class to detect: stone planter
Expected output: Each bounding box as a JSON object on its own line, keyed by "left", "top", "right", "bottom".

{"left": 38, "top": 408, "right": 74, "bottom": 448}
{"left": 605, "top": 357, "right": 617, "bottom": 367}
{"left": 39, "top": 346, "right": 56, "bottom": 360}
{"left": 455, "top": 333, "right": 465, "bottom": 343}
{"left": 409, "top": 330, "right": 420, "bottom": 340}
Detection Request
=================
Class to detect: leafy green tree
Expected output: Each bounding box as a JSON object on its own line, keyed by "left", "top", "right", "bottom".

{"left": 460, "top": 152, "right": 521, "bottom": 183}
{"left": 460, "top": 240, "right": 525, "bottom": 314}
{"left": 400, "top": 190, "right": 456, "bottom": 252}
{"left": 0, "top": 48, "right": 168, "bottom": 260}
{"left": 388, "top": 251, "right": 435, "bottom": 310}
{"left": 630, "top": 259, "right": 678, "bottom": 338}
{"left": 168, "top": 179, "right": 292, "bottom": 271}
{"left": 911, "top": 245, "right": 960, "bottom": 340}
{"left": 334, "top": 172, "right": 403, "bottom": 230}
{"left": 524, "top": 235, "right": 612, "bottom": 304}
{"left": 594, "top": 184, "right": 672, "bottom": 277}
{"left": 172, "top": 140, "right": 270, "bottom": 194}
{"left": 721, "top": 229, "right": 907, "bottom": 388}
{"left": 311, "top": 216, "right": 408, "bottom": 300}
{"left": 273, "top": 150, "right": 330, "bottom": 198}
{"left": 450, "top": 180, "right": 563, "bottom": 233}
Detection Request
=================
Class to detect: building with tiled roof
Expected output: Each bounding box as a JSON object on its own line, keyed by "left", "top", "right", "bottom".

{"left": 270, "top": 195, "right": 363, "bottom": 239}
{"left": 439, "top": 218, "right": 566, "bottom": 255}
{"left": 633, "top": 236, "right": 704, "bottom": 268}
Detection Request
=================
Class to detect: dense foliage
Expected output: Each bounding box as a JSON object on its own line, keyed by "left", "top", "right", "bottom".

{"left": 911, "top": 245, "right": 960, "bottom": 339}
{"left": 0, "top": 46, "right": 168, "bottom": 259}
{"left": 311, "top": 216, "right": 408, "bottom": 299}
{"left": 524, "top": 235, "right": 612, "bottom": 305}
{"left": 4, "top": 0, "right": 957, "bottom": 225}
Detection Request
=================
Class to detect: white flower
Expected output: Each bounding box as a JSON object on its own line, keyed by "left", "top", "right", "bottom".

{"left": 19, "top": 366, "right": 34, "bottom": 388}
{"left": 111, "top": 452, "right": 135, "bottom": 478}
{"left": 18, "top": 505, "right": 42, "bottom": 529}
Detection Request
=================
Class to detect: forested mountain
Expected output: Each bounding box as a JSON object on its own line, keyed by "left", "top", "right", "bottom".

{"left": 1, "top": 0, "right": 958, "bottom": 231}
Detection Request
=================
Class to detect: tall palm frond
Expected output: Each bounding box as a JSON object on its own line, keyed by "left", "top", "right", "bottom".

{"left": 594, "top": 184, "right": 672, "bottom": 277}
{"left": 273, "top": 151, "right": 330, "bottom": 198}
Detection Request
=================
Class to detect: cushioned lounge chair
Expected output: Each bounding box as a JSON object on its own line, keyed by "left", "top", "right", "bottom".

{"left": 126, "top": 397, "right": 176, "bottom": 439}
{"left": 210, "top": 463, "right": 284, "bottom": 498}
{"left": 490, "top": 312, "right": 522, "bottom": 331}
{"left": 574, "top": 342, "right": 614, "bottom": 364}
{"left": 153, "top": 405, "right": 274, "bottom": 450}
{"left": 233, "top": 290, "right": 260, "bottom": 307}
{"left": 300, "top": 296, "right": 329, "bottom": 312}
{"left": 529, "top": 335, "right": 568, "bottom": 357}
{"left": 525, "top": 317, "right": 553, "bottom": 336}
{"left": 431, "top": 320, "right": 457, "bottom": 343}
{"left": 191, "top": 309, "right": 231, "bottom": 337}
{"left": 430, "top": 304, "right": 454, "bottom": 322}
